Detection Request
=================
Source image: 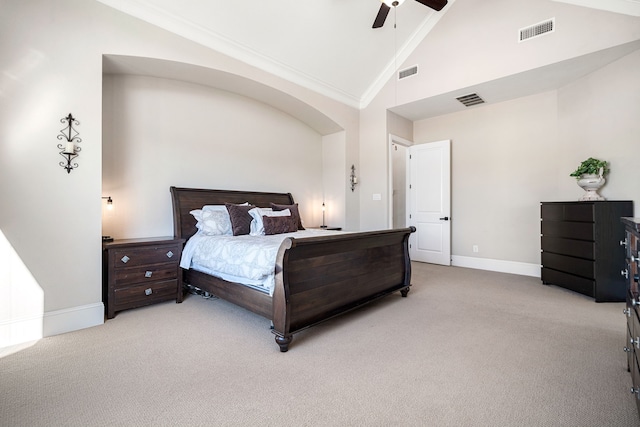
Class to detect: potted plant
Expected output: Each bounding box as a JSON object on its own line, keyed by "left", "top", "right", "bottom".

{"left": 570, "top": 157, "right": 609, "bottom": 178}
{"left": 570, "top": 157, "right": 608, "bottom": 201}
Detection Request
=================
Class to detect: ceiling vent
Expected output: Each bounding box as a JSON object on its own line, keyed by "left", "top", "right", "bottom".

{"left": 398, "top": 65, "right": 418, "bottom": 80}
{"left": 456, "top": 93, "right": 485, "bottom": 107}
{"left": 519, "top": 18, "right": 555, "bottom": 42}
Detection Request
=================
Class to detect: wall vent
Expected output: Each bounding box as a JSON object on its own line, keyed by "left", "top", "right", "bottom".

{"left": 519, "top": 18, "right": 554, "bottom": 42}
{"left": 456, "top": 93, "right": 485, "bottom": 107}
{"left": 398, "top": 65, "right": 418, "bottom": 80}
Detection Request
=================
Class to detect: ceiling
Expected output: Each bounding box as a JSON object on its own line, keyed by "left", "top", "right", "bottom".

{"left": 96, "top": 0, "right": 640, "bottom": 118}
{"left": 97, "top": 0, "right": 452, "bottom": 109}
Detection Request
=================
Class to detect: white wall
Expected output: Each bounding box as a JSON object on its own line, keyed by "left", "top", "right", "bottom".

{"left": 322, "top": 132, "right": 347, "bottom": 229}
{"left": 413, "top": 49, "right": 640, "bottom": 270}
{"left": 359, "top": 0, "right": 640, "bottom": 232}
{"left": 102, "top": 75, "right": 325, "bottom": 238}
{"left": 0, "top": 0, "right": 358, "bottom": 348}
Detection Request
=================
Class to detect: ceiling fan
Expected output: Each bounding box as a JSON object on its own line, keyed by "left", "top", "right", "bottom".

{"left": 372, "top": 0, "right": 448, "bottom": 28}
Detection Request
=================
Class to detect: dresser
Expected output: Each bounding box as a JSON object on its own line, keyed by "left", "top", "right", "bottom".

{"left": 540, "top": 201, "right": 633, "bottom": 302}
{"left": 103, "top": 236, "right": 185, "bottom": 318}
{"left": 622, "top": 218, "right": 640, "bottom": 415}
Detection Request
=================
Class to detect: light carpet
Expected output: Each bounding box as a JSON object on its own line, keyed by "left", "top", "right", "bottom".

{"left": 1, "top": 262, "right": 638, "bottom": 426}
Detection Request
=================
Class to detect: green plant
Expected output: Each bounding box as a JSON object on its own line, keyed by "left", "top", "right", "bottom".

{"left": 570, "top": 157, "right": 609, "bottom": 178}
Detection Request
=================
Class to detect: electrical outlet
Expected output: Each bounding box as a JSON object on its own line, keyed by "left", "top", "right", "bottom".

{"left": 473, "top": 245, "right": 479, "bottom": 253}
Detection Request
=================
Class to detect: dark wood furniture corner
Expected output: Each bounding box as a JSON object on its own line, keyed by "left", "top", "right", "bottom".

{"left": 622, "top": 217, "right": 640, "bottom": 417}
{"left": 103, "top": 236, "right": 185, "bottom": 319}
{"left": 540, "top": 201, "right": 633, "bottom": 302}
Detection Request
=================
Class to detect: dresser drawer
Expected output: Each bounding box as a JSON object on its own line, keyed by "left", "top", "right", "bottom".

{"left": 113, "top": 279, "right": 178, "bottom": 308}
{"left": 541, "top": 236, "right": 595, "bottom": 260}
{"left": 541, "top": 221, "right": 594, "bottom": 241}
{"left": 541, "top": 203, "right": 595, "bottom": 222}
{"left": 111, "top": 244, "right": 181, "bottom": 269}
{"left": 113, "top": 264, "right": 177, "bottom": 287}
{"left": 541, "top": 267, "right": 594, "bottom": 297}
{"left": 542, "top": 252, "right": 594, "bottom": 278}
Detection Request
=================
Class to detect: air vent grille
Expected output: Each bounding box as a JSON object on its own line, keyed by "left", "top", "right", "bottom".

{"left": 398, "top": 66, "right": 418, "bottom": 80}
{"left": 456, "top": 93, "right": 485, "bottom": 107}
{"left": 519, "top": 18, "right": 554, "bottom": 42}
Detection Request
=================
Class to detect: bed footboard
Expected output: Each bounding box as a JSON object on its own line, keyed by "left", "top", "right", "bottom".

{"left": 271, "top": 227, "right": 415, "bottom": 352}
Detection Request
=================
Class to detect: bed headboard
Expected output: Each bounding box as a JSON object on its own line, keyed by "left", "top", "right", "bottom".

{"left": 170, "top": 187, "right": 296, "bottom": 240}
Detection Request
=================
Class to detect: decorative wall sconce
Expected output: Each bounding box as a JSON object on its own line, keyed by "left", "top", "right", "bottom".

{"left": 102, "top": 196, "right": 114, "bottom": 242}
{"left": 350, "top": 164, "right": 358, "bottom": 192}
{"left": 102, "top": 196, "right": 113, "bottom": 210}
{"left": 57, "top": 113, "right": 81, "bottom": 173}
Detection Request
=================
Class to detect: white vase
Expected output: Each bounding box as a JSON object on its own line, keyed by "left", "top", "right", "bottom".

{"left": 577, "top": 173, "right": 605, "bottom": 201}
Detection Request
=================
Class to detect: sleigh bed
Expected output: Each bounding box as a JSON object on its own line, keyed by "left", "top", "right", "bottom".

{"left": 170, "top": 186, "right": 415, "bottom": 352}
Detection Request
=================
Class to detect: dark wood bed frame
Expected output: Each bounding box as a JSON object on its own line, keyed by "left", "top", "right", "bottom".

{"left": 170, "top": 186, "right": 415, "bottom": 352}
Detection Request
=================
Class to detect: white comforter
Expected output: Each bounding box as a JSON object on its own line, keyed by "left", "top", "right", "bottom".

{"left": 180, "top": 229, "right": 343, "bottom": 295}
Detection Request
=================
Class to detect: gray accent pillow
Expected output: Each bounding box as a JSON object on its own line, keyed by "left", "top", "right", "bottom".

{"left": 225, "top": 203, "right": 255, "bottom": 236}
{"left": 263, "top": 215, "right": 298, "bottom": 235}
{"left": 270, "top": 203, "right": 305, "bottom": 230}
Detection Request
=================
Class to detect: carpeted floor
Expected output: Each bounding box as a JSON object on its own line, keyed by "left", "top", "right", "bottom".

{"left": 1, "top": 262, "right": 639, "bottom": 426}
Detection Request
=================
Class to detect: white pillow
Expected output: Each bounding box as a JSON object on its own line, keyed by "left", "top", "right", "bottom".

{"left": 190, "top": 208, "right": 232, "bottom": 236}
{"left": 248, "top": 207, "right": 291, "bottom": 236}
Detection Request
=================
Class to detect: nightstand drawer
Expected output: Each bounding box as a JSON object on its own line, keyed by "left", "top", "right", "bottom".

{"left": 113, "top": 279, "right": 178, "bottom": 308}
{"left": 113, "top": 264, "right": 177, "bottom": 286}
{"left": 111, "top": 244, "right": 181, "bottom": 269}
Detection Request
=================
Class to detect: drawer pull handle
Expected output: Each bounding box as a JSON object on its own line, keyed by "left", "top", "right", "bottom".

{"left": 621, "top": 239, "right": 628, "bottom": 247}
{"left": 622, "top": 269, "right": 629, "bottom": 279}
{"left": 145, "top": 288, "right": 152, "bottom": 296}
{"left": 633, "top": 298, "right": 639, "bottom": 307}
{"left": 145, "top": 271, "right": 153, "bottom": 278}
{"left": 166, "top": 251, "right": 174, "bottom": 258}
{"left": 121, "top": 255, "right": 130, "bottom": 264}
{"left": 624, "top": 346, "right": 633, "bottom": 353}
{"left": 624, "top": 308, "right": 631, "bottom": 317}
{"left": 632, "top": 387, "right": 640, "bottom": 398}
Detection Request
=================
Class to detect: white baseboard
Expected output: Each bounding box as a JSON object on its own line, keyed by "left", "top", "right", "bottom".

{"left": 451, "top": 255, "right": 541, "bottom": 278}
{"left": 43, "top": 303, "right": 104, "bottom": 337}
{"left": 0, "top": 303, "right": 104, "bottom": 350}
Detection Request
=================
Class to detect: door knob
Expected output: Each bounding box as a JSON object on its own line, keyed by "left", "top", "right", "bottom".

{"left": 439, "top": 216, "right": 449, "bottom": 221}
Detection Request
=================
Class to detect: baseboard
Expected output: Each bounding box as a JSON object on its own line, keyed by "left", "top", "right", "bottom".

{"left": 43, "top": 303, "right": 104, "bottom": 337}
{"left": 0, "top": 303, "right": 104, "bottom": 350}
{"left": 451, "top": 255, "right": 541, "bottom": 278}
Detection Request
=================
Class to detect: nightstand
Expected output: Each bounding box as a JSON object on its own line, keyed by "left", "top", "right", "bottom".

{"left": 103, "top": 236, "right": 185, "bottom": 319}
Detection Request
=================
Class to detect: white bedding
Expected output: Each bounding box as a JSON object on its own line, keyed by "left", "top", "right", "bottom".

{"left": 180, "top": 229, "right": 344, "bottom": 295}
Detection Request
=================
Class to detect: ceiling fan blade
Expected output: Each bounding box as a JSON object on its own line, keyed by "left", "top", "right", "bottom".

{"left": 372, "top": 3, "right": 391, "bottom": 28}
{"left": 414, "top": 0, "right": 448, "bottom": 11}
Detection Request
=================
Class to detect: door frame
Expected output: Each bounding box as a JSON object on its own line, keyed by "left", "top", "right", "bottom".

{"left": 387, "top": 134, "right": 412, "bottom": 229}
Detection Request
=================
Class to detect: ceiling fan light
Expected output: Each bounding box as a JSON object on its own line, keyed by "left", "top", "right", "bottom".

{"left": 382, "top": 0, "right": 405, "bottom": 7}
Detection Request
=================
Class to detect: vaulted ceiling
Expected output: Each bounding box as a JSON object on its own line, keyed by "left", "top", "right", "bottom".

{"left": 97, "top": 0, "right": 640, "bottom": 115}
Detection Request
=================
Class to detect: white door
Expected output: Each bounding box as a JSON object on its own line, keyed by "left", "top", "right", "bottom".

{"left": 407, "top": 140, "right": 451, "bottom": 265}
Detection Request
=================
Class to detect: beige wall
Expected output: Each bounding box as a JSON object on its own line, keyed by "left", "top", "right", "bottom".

{"left": 0, "top": 0, "right": 357, "bottom": 347}
{"left": 102, "top": 74, "right": 325, "bottom": 238}
{"left": 1, "top": 0, "right": 639, "bottom": 348}
{"left": 359, "top": 0, "right": 640, "bottom": 233}
{"left": 413, "top": 49, "right": 640, "bottom": 268}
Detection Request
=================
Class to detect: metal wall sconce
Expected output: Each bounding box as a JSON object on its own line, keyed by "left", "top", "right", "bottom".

{"left": 321, "top": 202, "right": 327, "bottom": 228}
{"left": 350, "top": 164, "right": 358, "bottom": 192}
{"left": 102, "top": 196, "right": 114, "bottom": 242}
{"left": 102, "top": 196, "right": 113, "bottom": 210}
{"left": 57, "top": 113, "right": 81, "bottom": 173}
